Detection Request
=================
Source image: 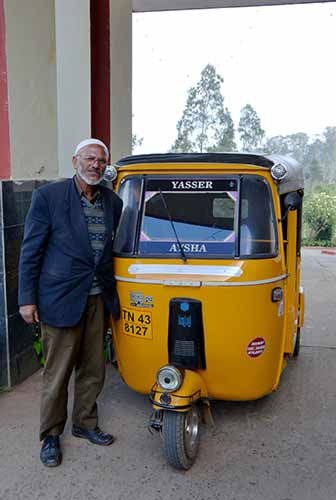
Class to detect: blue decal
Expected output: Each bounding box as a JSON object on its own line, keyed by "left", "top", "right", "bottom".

{"left": 178, "top": 315, "right": 191, "bottom": 328}
{"left": 180, "top": 302, "right": 190, "bottom": 312}
{"left": 139, "top": 241, "right": 235, "bottom": 255}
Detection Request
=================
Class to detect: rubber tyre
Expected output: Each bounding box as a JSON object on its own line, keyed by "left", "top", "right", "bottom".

{"left": 162, "top": 406, "right": 200, "bottom": 470}
{"left": 293, "top": 328, "right": 301, "bottom": 357}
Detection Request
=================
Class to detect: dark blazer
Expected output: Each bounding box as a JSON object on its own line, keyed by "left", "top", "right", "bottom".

{"left": 18, "top": 178, "right": 123, "bottom": 327}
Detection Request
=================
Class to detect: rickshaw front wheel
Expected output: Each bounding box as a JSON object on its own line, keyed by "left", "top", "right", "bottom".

{"left": 162, "top": 405, "right": 200, "bottom": 470}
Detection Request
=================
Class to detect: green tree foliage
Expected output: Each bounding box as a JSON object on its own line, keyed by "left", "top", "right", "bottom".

{"left": 132, "top": 134, "right": 144, "bottom": 151}
{"left": 238, "top": 104, "right": 265, "bottom": 151}
{"left": 263, "top": 132, "right": 310, "bottom": 162}
{"left": 171, "top": 64, "right": 236, "bottom": 153}
{"left": 303, "top": 191, "right": 336, "bottom": 241}
{"left": 317, "top": 127, "right": 336, "bottom": 184}
{"left": 303, "top": 138, "right": 324, "bottom": 188}
{"left": 308, "top": 158, "right": 324, "bottom": 186}
{"left": 264, "top": 128, "right": 336, "bottom": 191}
{"left": 208, "top": 107, "right": 236, "bottom": 152}
{"left": 263, "top": 132, "right": 314, "bottom": 186}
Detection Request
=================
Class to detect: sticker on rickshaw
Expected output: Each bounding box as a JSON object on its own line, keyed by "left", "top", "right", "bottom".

{"left": 130, "top": 292, "right": 154, "bottom": 308}
{"left": 121, "top": 307, "right": 153, "bottom": 339}
{"left": 246, "top": 337, "right": 266, "bottom": 358}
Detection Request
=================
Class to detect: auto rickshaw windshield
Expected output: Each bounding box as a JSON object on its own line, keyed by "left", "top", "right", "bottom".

{"left": 114, "top": 174, "right": 278, "bottom": 258}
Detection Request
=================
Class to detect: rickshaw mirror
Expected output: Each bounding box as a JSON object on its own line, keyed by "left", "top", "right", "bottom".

{"left": 104, "top": 165, "right": 117, "bottom": 181}
{"left": 283, "top": 191, "right": 303, "bottom": 212}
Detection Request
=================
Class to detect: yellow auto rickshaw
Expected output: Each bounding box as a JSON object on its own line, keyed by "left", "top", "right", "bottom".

{"left": 109, "top": 152, "right": 304, "bottom": 470}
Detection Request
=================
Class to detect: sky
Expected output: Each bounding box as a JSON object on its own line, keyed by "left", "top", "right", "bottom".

{"left": 132, "top": 2, "right": 336, "bottom": 153}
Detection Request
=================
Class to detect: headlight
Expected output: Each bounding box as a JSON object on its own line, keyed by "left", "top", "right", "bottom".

{"left": 156, "top": 365, "right": 182, "bottom": 392}
{"left": 104, "top": 165, "right": 117, "bottom": 181}
{"left": 271, "top": 163, "right": 288, "bottom": 180}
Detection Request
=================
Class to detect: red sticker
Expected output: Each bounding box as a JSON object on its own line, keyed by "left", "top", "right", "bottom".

{"left": 247, "top": 337, "right": 266, "bottom": 358}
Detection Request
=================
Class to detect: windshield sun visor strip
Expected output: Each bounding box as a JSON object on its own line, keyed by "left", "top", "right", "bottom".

{"left": 128, "top": 264, "right": 243, "bottom": 277}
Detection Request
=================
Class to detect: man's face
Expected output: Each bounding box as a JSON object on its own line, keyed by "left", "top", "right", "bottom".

{"left": 72, "top": 145, "right": 108, "bottom": 186}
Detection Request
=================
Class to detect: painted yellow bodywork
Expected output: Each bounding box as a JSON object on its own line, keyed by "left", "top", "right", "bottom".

{"left": 111, "top": 162, "right": 303, "bottom": 405}
{"left": 151, "top": 370, "right": 208, "bottom": 412}
{"left": 298, "top": 289, "right": 305, "bottom": 328}
{"left": 283, "top": 210, "right": 305, "bottom": 354}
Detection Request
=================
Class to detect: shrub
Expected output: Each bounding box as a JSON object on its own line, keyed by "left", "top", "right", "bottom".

{"left": 303, "top": 191, "right": 336, "bottom": 242}
{"left": 302, "top": 238, "right": 334, "bottom": 247}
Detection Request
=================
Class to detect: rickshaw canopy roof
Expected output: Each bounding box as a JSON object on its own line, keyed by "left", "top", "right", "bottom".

{"left": 115, "top": 152, "right": 304, "bottom": 194}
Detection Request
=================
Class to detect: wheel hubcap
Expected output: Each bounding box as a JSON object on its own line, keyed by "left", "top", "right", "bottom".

{"left": 184, "top": 406, "right": 199, "bottom": 458}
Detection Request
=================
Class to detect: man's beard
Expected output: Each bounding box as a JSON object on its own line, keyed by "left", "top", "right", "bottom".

{"left": 77, "top": 163, "right": 104, "bottom": 186}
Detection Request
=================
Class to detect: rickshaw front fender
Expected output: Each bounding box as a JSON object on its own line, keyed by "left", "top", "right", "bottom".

{"left": 150, "top": 369, "right": 208, "bottom": 412}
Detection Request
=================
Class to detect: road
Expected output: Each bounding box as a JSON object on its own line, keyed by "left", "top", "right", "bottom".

{"left": 0, "top": 248, "right": 335, "bottom": 500}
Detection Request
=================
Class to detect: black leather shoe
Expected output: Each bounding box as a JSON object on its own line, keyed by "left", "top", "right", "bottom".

{"left": 40, "top": 436, "right": 62, "bottom": 467}
{"left": 72, "top": 425, "right": 115, "bottom": 446}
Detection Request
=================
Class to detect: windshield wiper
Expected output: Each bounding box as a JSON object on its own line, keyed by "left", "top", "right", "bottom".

{"left": 159, "top": 189, "right": 187, "bottom": 263}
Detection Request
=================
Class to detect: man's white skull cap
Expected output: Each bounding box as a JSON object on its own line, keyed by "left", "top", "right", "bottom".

{"left": 74, "top": 138, "right": 109, "bottom": 159}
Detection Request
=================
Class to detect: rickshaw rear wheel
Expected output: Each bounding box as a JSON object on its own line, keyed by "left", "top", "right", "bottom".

{"left": 162, "top": 405, "right": 200, "bottom": 470}
{"left": 293, "top": 327, "right": 301, "bottom": 357}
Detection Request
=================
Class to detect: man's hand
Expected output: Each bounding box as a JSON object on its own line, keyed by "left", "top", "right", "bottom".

{"left": 19, "top": 305, "right": 39, "bottom": 324}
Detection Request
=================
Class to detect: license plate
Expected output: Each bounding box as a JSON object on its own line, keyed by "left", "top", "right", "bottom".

{"left": 121, "top": 307, "right": 153, "bottom": 340}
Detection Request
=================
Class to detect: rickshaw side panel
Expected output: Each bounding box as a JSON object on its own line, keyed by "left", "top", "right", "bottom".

{"left": 283, "top": 210, "right": 302, "bottom": 355}
{"left": 201, "top": 283, "right": 285, "bottom": 400}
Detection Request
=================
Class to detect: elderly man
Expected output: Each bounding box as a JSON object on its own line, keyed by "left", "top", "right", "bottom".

{"left": 18, "top": 138, "right": 123, "bottom": 467}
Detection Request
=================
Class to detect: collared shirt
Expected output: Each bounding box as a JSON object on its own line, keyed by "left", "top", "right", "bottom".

{"left": 74, "top": 176, "right": 107, "bottom": 295}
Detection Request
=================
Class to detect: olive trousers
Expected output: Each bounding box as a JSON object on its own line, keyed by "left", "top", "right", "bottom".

{"left": 40, "top": 295, "right": 106, "bottom": 441}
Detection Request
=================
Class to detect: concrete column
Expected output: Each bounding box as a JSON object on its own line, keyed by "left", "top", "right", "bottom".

{"left": 0, "top": 0, "right": 10, "bottom": 180}
{"left": 110, "top": 0, "right": 132, "bottom": 162}
{"left": 0, "top": 0, "right": 9, "bottom": 389}
{"left": 4, "top": 0, "right": 58, "bottom": 179}
{"left": 55, "top": 0, "right": 91, "bottom": 177}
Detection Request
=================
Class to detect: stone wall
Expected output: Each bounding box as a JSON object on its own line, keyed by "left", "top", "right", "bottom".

{"left": 0, "top": 180, "right": 49, "bottom": 388}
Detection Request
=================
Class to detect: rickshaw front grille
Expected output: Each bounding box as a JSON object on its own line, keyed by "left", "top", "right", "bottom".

{"left": 168, "top": 298, "right": 206, "bottom": 370}
{"left": 174, "top": 340, "right": 196, "bottom": 357}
